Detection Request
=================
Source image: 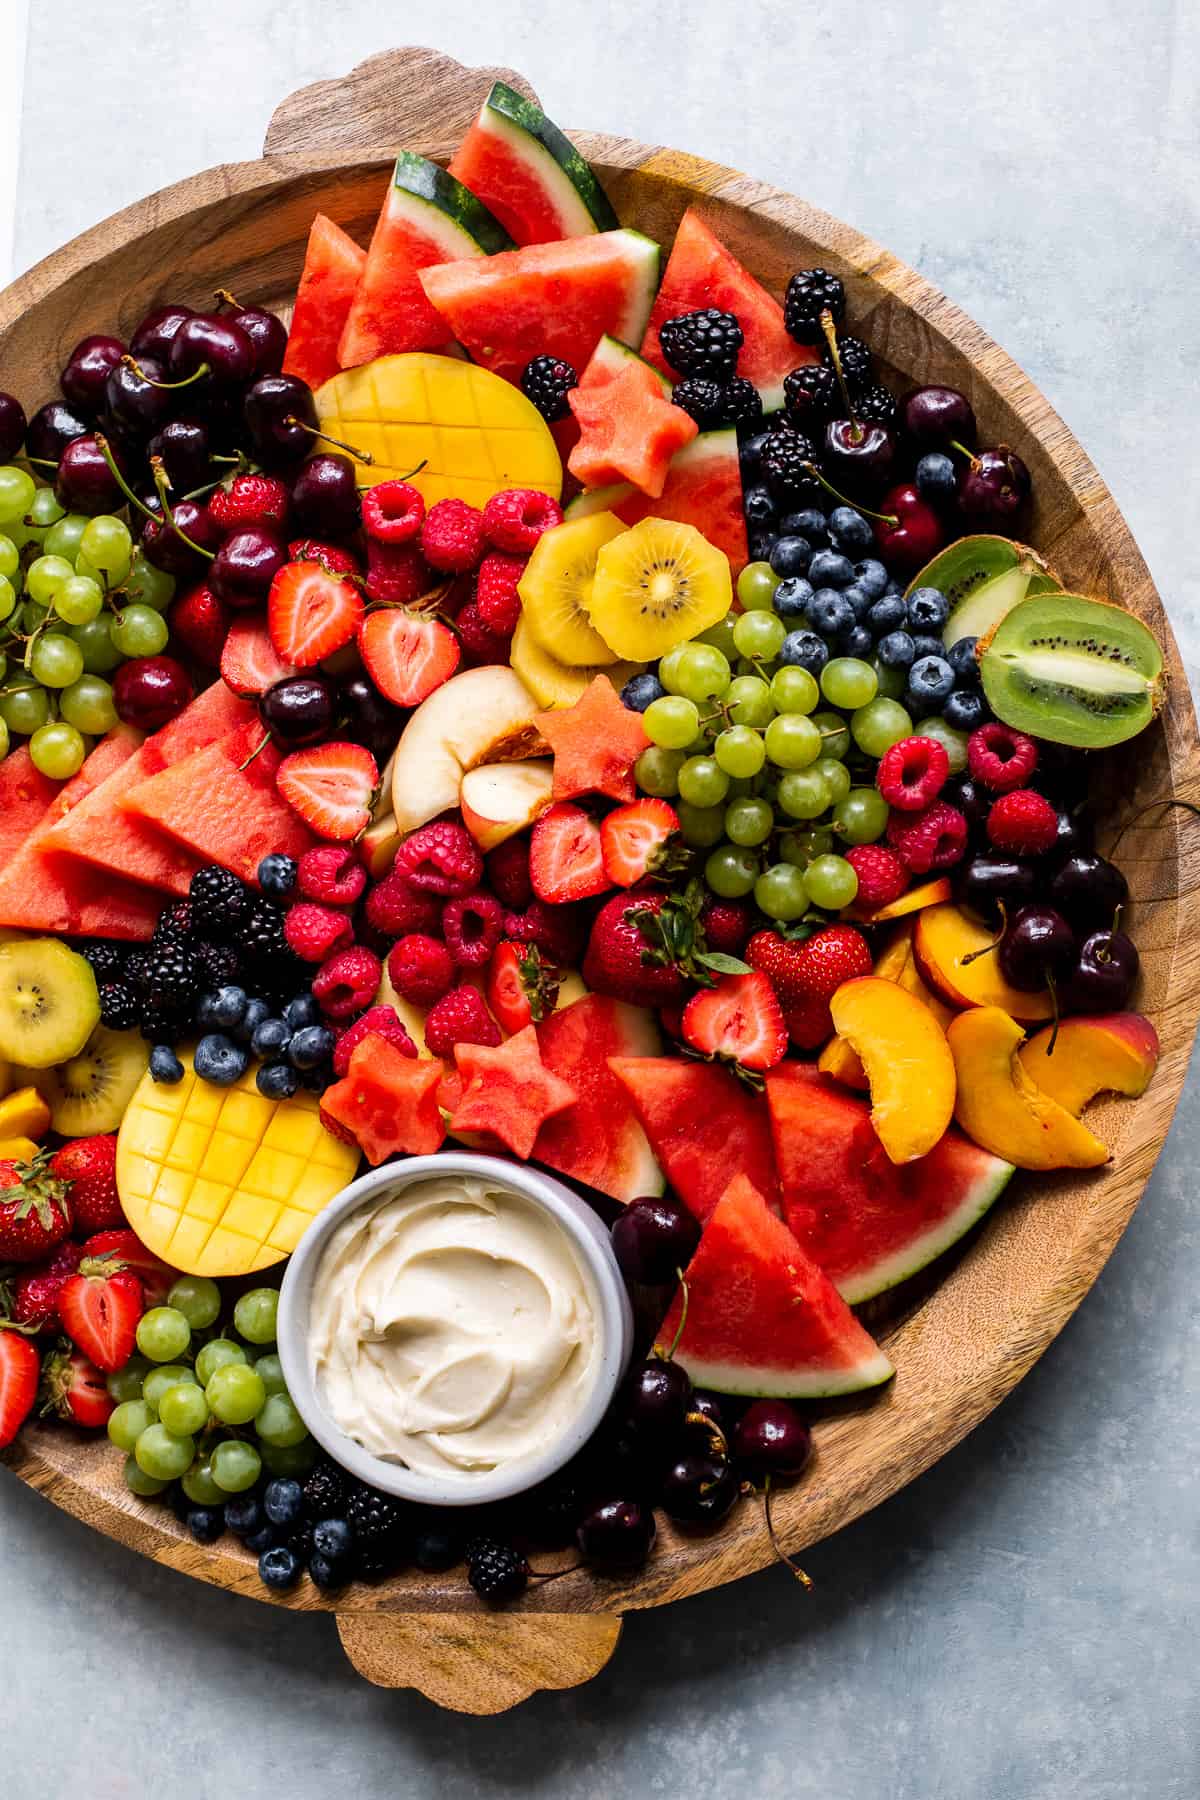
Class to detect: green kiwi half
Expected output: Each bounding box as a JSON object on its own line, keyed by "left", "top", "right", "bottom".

{"left": 980, "top": 593, "right": 1164, "bottom": 748}
{"left": 0, "top": 938, "right": 99, "bottom": 1068}
{"left": 906, "top": 535, "right": 1060, "bottom": 647}
{"left": 14, "top": 1025, "right": 149, "bottom": 1135}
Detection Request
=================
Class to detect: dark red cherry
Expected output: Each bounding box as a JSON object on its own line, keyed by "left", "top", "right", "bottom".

{"left": 873, "top": 481, "right": 944, "bottom": 572}
{"left": 944, "top": 773, "right": 992, "bottom": 832}
{"left": 28, "top": 400, "right": 90, "bottom": 465}
{"left": 660, "top": 1452, "right": 741, "bottom": 1526}
{"left": 104, "top": 354, "right": 174, "bottom": 435}
{"left": 243, "top": 374, "right": 318, "bottom": 464}
{"left": 1048, "top": 854, "right": 1128, "bottom": 933}
{"left": 130, "top": 304, "right": 194, "bottom": 364}
{"left": 54, "top": 433, "right": 126, "bottom": 514}
{"left": 902, "top": 384, "right": 977, "bottom": 448}
{"left": 958, "top": 446, "right": 1031, "bottom": 524}
{"left": 732, "top": 1400, "right": 813, "bottom": 1480}
{"left": 141, "top": 497, "right": 221, "bottom": 575}
{"left": 338, "top": 676, "right": 407, "bottom": 764}
{"left": 208, "top": 525, "right": 288, "bottom": 609}
{"left": 60, "top": 334, "right": 126, "bottom": 416}
{"left": 997, "top": 904, "right": 1076, "bottom": 993}
{"left": 290, "top": 454, "right": 360, "bottom": 537}
{"left": 576, "top": 1497, "right": 657, "bottom": 1569}
{"left": 168, "top": 313, "right": 256, "bottom": 395}
{"left": 228, "top": 305, "right": 288, "bottom": 376}
{"left": 0, "top": 393, "right": 26, "bottom": 461}
{"left": 1068, "top": 929, "right": 1138, "bottom": 1012}
{"left": 624, "top": 1357, "right": 692, "bottom": 1437}
{"left": 112, "top": 656, "right": 194, "bottom": 731}
{"left": 146, "top": 418, "right": 211, "bottom": 494}
{"left": 823, "top": 417, "right": 896, "bottom": 492}
{"left": 958, "top": 855, "right": 1038, "bottom": 925}
{"left": 260, "top": 675, "right": 335, "bottom": 746}
{"left": 611, "top": 1195, "right": 701, "bottom": 1285}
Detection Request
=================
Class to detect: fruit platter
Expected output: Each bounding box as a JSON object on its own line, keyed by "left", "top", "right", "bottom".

{"left": 0, "top": 47, "right": 1197, "bottom": 1713}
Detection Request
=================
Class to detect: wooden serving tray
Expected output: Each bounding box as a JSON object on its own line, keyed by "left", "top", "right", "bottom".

{"left": 2, "top": 47, "right": 1198, "bottom": 1715}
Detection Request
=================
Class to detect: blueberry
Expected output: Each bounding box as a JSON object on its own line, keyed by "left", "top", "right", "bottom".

{"left": 245, "top": 1523, "right": 278, "bottom": 1554}
{"left": 783, "top": 508, "right": 828, "bottom": 545}
{"left": 840, "top": 624, "right": 874, "bottom": 658}
{"left": 947, "top": 636, "right": 981, "bottom": 685}
{"left": 907, "top": 586, "right": 950, "bottom": 631}
{"left": 915, "top": 451, "right": 958, "bottom": 503}
{"left": 170, "top": 1483, "right": 193, "bottom": 1524}
{"left": 807, "top": 548, "right": 855, "bottom": 589}
{"left": 313, "top": 1517, "right": 355, "bottom": 1564}
{"left": 149, "top": 1045, "right": 184, "bottom": 1085}
{"left": 909, "top": 632, "right": 945, "bottom": 661}
{"left": 257, "top": 1059, "right": 300, "bottom": 1099}
{"left": 207, "top": 984, "right": 248, "bottom": 1030}
{"left": 187, "top": 1506, "right": 225, "bottom": 1545}
{"left": 769, "top": 535, "right": 811, "bottom": 577}
{"left": 264, "top": 1478, "right": 304, "bottom": 1528}
{"left": 621, "top": 672, "right": 665, "bottom": 713}
{"left": 852, "top": 558, "right": 889, "bottom": 599}
{"left": 234, "top": 997, "right": 271, "bottom": 1044}
{"left": 779, "top": 630, "right": 829, "bottom": 675}
{"left": 297, "top": 1063, "right": 333, "bottom": 1093}
{"left": 827, "top": 506, "right": 873, "bottom": 553}
{"left": 224, "top": 1496, "right": 265, "bottom": 1538}
{"left": 743, "top": 484, "right": 776, "bottom": 526}
{"left": 283, "top": 993, "right": 320, "bottom": 1031}
{"left": 258, "top": 1545, "right": 301, "bottom": 1591}
{"left": 868, "top": 595, "right": 907, "bottom": 635}
{"left": 257, "top": 854, "right": 297, "bottom": 898}
{"left": 251, "top": 1017, "right": 291, "bottom": 1059}
{"left": 943, "top": 689, "right": 988, "bottom": 731}
{"left": 877, "top": 630, "right": 916, "bottom": 669}
{"left": 289, "top": 1024, "right": 336, "bottom": 1071}
{"left": 748, "top": 531, "right": 778, "bottom": 563}
{"left": 412, "top": 1526, "right": 464, "bottom": 1572}
{"left": 882, "top": 577, "right": 905, "bottom": 597}
{"left": 808, "top": 590, "right": 854, "bottom": 637}
{"left": 194, "top": 1033, "right": 250, "bottom": 1086}
{"left": 841, "top": 583, "right": 873, "bottom": 619}
{"left": 907, "top": 654, "right": 956, "bottom": 709}
{"left": 772, "top": 576, "right": 813, "bottom": 621}
{"left": 739, "top": 429, "right": 770, "bottom": 473}
{"left": 308, "top": 1552, "right": 347, "bottom": 1591}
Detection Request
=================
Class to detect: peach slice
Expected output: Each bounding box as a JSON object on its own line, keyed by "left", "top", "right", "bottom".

{"left": 460, "top": 759, "right": 555, "bottom": 851}
{"left": 913, "top": 902, "right": 1054, "bottom": 1024}
{"left": 947, "top": 1006, "right": 1109, "bottom": 1169}
{"left": 819, "top": 922, "right": 954, "bottom": 1090}
{"left": 1017, "top": 1012, "right": 1159, "bottom": 1116}
{"left": 828, "top": 975, "right": 956, "bottom": 1164}
{"left": 847, "top": 876, "right": 952, "bottom": 925}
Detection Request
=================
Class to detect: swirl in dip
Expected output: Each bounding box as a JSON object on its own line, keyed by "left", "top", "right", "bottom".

{"left": 308, "top": 1173, "right": 603, "bottom": 1481}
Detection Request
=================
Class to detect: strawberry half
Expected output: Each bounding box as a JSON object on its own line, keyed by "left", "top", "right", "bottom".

{"left": 220, "top": 615, "right": 297, "bottom": 697}
{"left": 682, "top": 970, "right": 788, "bottom": 1072}
{"left": 358, "top": 609, "right": 460, "bottom": 707}
{"left": 485, "top": 940, "right": 559, "bottom": 1034}
{"left": 40, "top": 1344, "right": 115, "bottom": 1429}
{"left": 600, "top": 798, "right": 681, "bottom": 888}
{"left": 56, "top": 1257, "right": 144, "bottom": 1373}
{"left": 268, "top": 560, "right": 364, "bottom": 668}
{"left": 0, "top": 1326, "right": 39, "bottom": 1447}
{"left": 277, "top": 741, "right": 379, "bottom": 841}
{"left": 529, "top": 803, "right": 609, "bottom": 904}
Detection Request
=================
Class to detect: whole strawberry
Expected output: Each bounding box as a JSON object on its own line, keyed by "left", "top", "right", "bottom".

{"left": 209, "top": 473, "right": 290, "bottom": 535}
{"left": 8, "top": 1240, "right": 83, "bottom": 1334}
{"left": 746, "top": 924, "right": 872, "bottom": 1050}
{"left": 582, "top": 891, "right": 690, "bottom": 1009}
{"left": 0, "top": 1158, "right": 71, "bottom": 1264}
{"left": 49, "top": 1135, "right": 122, "bottom": 1235}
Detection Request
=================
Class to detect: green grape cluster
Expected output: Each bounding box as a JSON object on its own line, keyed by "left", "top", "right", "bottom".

{"left": 0, "top": 466, "right": 175, "bottom": 779}
{"left": 107, "top": 1279, "right": 315, "bottom": 1501}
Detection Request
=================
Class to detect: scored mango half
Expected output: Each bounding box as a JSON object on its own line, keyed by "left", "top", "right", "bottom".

{"left": 116, "top": 1054, "right": 360, "bottom": 1277}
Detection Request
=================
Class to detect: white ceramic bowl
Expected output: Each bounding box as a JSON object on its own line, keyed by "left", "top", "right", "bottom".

{"left": 276, "top": 1153, "right": 633, "bottom": 1507}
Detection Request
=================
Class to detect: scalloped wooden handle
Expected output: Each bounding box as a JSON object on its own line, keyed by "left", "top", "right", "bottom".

{"left": 263, "top": 48, "right": 539, "bottom": 158}
{"left": 336, "top": 1611, "right": 623, "bottom": 1712}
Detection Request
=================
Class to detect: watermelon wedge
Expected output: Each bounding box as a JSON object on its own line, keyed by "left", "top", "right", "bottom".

{"left": 282, "top": 213, "right": 367, "bottom": 391}
{"left": 419, "top": 230, "right": 661, "bottom": 386}
{"left": 338, "top": 152, "right": 512, "bottom": 369}
{"left": 532, "top": 995, "right": 663, "bottom": 1203}
{"left": 578, "top": 334, "right": 672, "bottom": 396}
{"left": 655, "top": 1174, "right": 894, "bottom": 1398}
{"left": 0, "top": 748, "right": 63, "bottom": 866}
{"left": 565, "top": 430, "right": 748, "bottom": 573}
{"left": 44, "top": 681, "right": 255, "bottom": 894}
{"left": 607, "top": 1056, "right": 778, "bottom": 1221}
{"left": 449, "top": 81, "right": 618, "bottom": 247}
{"left": 640, "top": 207, "right": 814, "bottom": 410}
{"left": 766, "top": 1065, "right": 1015, "bottom": 1303}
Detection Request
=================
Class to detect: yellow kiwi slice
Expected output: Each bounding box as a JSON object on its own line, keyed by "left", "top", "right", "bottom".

{"left": 585, "top": 518, "right": 732, "bottom": 660}
{"left": 510, "top": 616, "right": 645, "bottom": 709}
{"left": 517, "top": 512, "right": 626, "bottom": 666}
{"left": 0, "top": 938, "right": 100, "bottom": 1069}
{"left": 15, "top": 1026, "right": 149, "bottom": 1135}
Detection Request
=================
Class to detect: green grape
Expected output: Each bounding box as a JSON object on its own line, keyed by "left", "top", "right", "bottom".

{"left": 833, "top": 786, "right": 890, "bottom": 845}
{"left": 0, "top": 467, "right": 36, "bottom": 526}
{"left": 134, "top": 1422, "right": 195, "bottom": 1480}
{"left": 725, "top": 796, "right": 774, "bottom": 847}
{"left": 0, "top": 575, "right": 15, "bottom": 624}
{"left": 755, "top": 862, "right": 810, "bottom": 921}
{"left": 0, "top": 534, "right": 17, "bottom": 580}
{"left": 815, "top": 756, "right": 852, "bottom": 805}
{"left": 30, "top": 632, "right": 85, "bottom": 689}
{"left": 254, "top": 1353, "right": 287, "bottom": 1396}
{"left": 805, "top": 853, "right": 860, "bottom": 910}
{"left": 135, "top": 1305, "right": 192, "bottom": 1363}
{"left": 778, "top": 767, "right": 832, "bottom": 820}
{"left": 110, "top": 603, "right": 169, "bottom": 659}
{"left": 0, "top": 681, "right": 50, "bottom": 736}
{"left": 677, "top": 800, "right": 726, "bottom": 848}
{"left": 732, "top": 609, "right": 786, "bottom": 660}
{"left": 207, "top": 1362, "right": 267, "bottom": 1425}
{"left": 850, "top": 698, "right": 913, "bottom": 759}
{"left": 678, "top": 755, "right": 730, "bottom": 808}
{"left": 158, "top": 1382, "right": 210, "bottom": 1438}
{"left": 780, "top": 826, "right": 834, "bottom": 867}
{"left": 3, "top": 517, "right": 33, "bottom": 550}
{"left": 695, "top": 614, "right": 738, "bottom": 660}
{"left": 255, "top": 1392, "right": 308, "bottom": 1448}
{"left": 0, "top": 719, "right": 7, "bottom": 763}
{"left": 657, "top": 645, "right": 687, "bottom": 693}
{"left": 915, "top": 716, "right": 970, "bottom": 775}
{"left": 71, "top": 616, "right": 123, "bottom": 674}
{"left": 19, "top": 600, "right": 49, "bottom": 634}
{"left": 122, "top": 551, "right": 176, "bottom": 612}
{"left": 211, "top": 1438, "right": 263, "bottom": 1494}
{"left": 59, "top": 675, "right": 117, "bottom": 735}
{"left": 704, "top": 844, "right": 760, "bottom": 899}
{"left": 233, "top": 1286, "right": 280, "bottom": 1346}
{"left": 764, "top": 713, "right": 822, "bottom": 770}
{"left": 53, "top": 574, "right": 104, "bottom": 626}
{"left": 26, "top": 555, "right": 75, "bottom": 607}
{"left": 79, "top": 515, "right": 133, "bottom": 588}
{"left": 259, "top": 1438, "right": 317, "bottom": 1478}
{"left": 195, "top": 1338, "right": 247, "bottom": 1385}
{"left": 644, "top": 694, "right": 700, "bottom": 750}
{"left": 635, "top": 746, "right": 685, "bottom": 798}
{"left": 726, "top": 675, "right": 775, "bottom": 729}
{"left": 142, "top": 1364, "right": 198, "bottom": 1411}
{"left": 25, "top": 488, "right": 65, "bottom": 543}
{"left": 871, "top": 656, "right": 908, "bottom": 701}
{"left": 770, "top": 666, "right": 820, "bottom": 715}
{"left": 821, "top": 656, "right": 878, "bottom": 711}
{"left": 181, "top": 1457, "right": 225, "bottom": 1506}
{"left": 123, "top": 1455, "right": 169, "bottom": 1498}
{"left": 714, "top": 725, "right": 766, "bottom": 779}
{"left": 167, "top": 1275, "right": 222, "bottom": 1330}
{"left": 43, "top": 514, "right": 89, "bottom": 563}
{"left": 29, "top": 721, "right": 86, "bottom": 780}
{"left": 107, "top": 1399, "right": 156, "bottom": 1452}
{"left": 105, "top": 1357, "right": 151, "bottom": 1403}
{"left": 811, "top": 710, "right": 850, "bottom": 761}
{"left": 671, "top": 643, "right": 731, "bottom": 705}
{"left": 735, "top": 560, "right": 781, "bottom": 610}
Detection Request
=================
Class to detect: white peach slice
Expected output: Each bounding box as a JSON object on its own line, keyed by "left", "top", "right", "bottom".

{"left": 389, "top": 666, "right": 547, "bottom": 836}
{"left": 459, "top": 760, "right": 555, "bottom": 851}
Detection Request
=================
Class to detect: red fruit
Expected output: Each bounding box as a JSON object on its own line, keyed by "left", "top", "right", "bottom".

{"left": 486, "top": 940, "right": 559, "bottom": 1034}
{"left": 209, "top": 473, "right": 290, "bottom": 535}
{"left": 529, "top": 803, "right": 608, "bottom": 904}
{"left": 387, "top": 933, "right": 456, "bottom": 1007}
{"left": 40, "top": 1345, "right": 114, "bottom": 1429}
{"left": 276, "top": 740, "right": 378, "bottom": 841}
{"left": 450, "top": 1025, "right": 576, "bottom": 1160}
{"left": 48, "top": 1135, "right": 121, "bottom": 1235}
{"left": 582, "top": 891, "right": 689, "bottom": 1009}
{"left": 475, "top": 550, "right": 527, "bottom": 633}
{"left": 485, "top": 833, "right": 533, "bottom": 910}
{"left": 285, "top": 900, "right": 354, "bottom": 962}
{"left": 296, "top": 843, "right": 367, "bottom": 906}
{"left": 289, "top": 537, "right": 359, "bottom": 576}
{"left": 358, "top": 609, "right": 460, "bottom": 707}
{"left": 682, "top": 970, "right": 787, "bottom": 1072}
{"left": 441, "top": 891, "right": 507, "bottom": 968}
{"left": 502, "top": 898, "right": 588, "bottom": 967}
{"left": 536, "top": 676, "right": 649, "bottom": 805}
{"left": 0, "top": 1327, "right": 40, "bottom": 1447}
{"left": 112, "top": 656, "right": 194, "bottom": 732}
{"left": 844, "top": 844, "right": 908, "bottom": 909}
{"left": 321, "top": 1038, "right": 446, "bottom": 1164}
{"left": 424, "top": 984, "right": 502, "bottom": 1057}
{"left": 268, "top": 560, "right": 364, "bottom": 668}
{"left": 872, "top": 483, "right": 944, "bottom": 571}
{"left": 56, "top": 1256, "right": 144, "bottom": 1373}
{"left": 364, "top": 871, "right": 441, "bottom": 939}
{"left": 746, "top": 924, "right": 872, "bottom": 1049}
{"left": 361, "top": 480, "right": 425, "bottom": 545}
{"left": 312, "top": 945, "right": 382, "bottom": 1020}
{"left": 782, "top": 992, "right": 836, "bottom": 1051}
{"left": 700, "top": 897, "right": 754, "bottom": 957}
{"left": 393, "top": 820, "right": 482, "bottom": 897}
{"left": 219, "top": 614, "right": 297, "bottom": 697}
{"left": 168, "top": 584, "right": 229, "bottom": 667}
{"left": 332, "top": 1004, "right": 417, "bottom": 1078}
{"left": 8, "top": 1241, "right": 83, "bottom": 1334}
{"left": 80, "top": 1230, "right": 176, "bottom": 1307}
{"left": 482, "top": 488, "right": 564, "bottom": 554}
{"left": 364, "top": 539, "right": 429, "bottom": 606}
{"left": 967, "top": 721, "right": 1039, "bottom": 793}
{"left": 455, "top": 599, "right": 511, "bottom": 665}
{"left": 600, "top": 798, "right": 680, "bottom": 888}
{"left": 876, "top": 735, "right": 951, "bottom": 812}
{"left": 420, "top": 498, "right": 486, "bottom": 573}
{"left": 0, "top": 1159, "right": 71, "bottom": 1264}
{"left": 986, "top": 788, "right": 1059, "bottom": 856}
{"left": 887, "top": 799, "right": 970, "bottom": 873}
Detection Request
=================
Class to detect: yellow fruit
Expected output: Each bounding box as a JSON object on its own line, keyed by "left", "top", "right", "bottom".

{"left": 0, "top": 937, "right": 100, "bottom": 1069}
{"left": 510, "top": 616, "right": 644, "bottom": 710}
{"left": 15, "top": 1027, "right": 148, "bottom": 1136}
{"left": 0, "top": 1086, "right": 51, "bottom": 1142}
{"left": 0, "top": 1136, "right": 39, "bottom": 1162}
{"left": 585, "top": 518, "right": 732, "bottom": 660}
{"left": 374, "top": 966, "right": 433, "bottom": 1058}
{"left": 116, "top": 1054, "right": 359, "bottom": 1277}
{"left": 314, "top": 352, "right": 562, "bottom": 508}
{"left": 0, "top": 1058, "right": 11, "bottom": 1102}
{"left": 518, "top": 513, "right": 625, "bottom": 666}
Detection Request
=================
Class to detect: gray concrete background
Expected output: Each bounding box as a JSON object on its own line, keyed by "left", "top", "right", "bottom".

{"left": 2, "top": 5, "right": 1197, "bottom": 1796}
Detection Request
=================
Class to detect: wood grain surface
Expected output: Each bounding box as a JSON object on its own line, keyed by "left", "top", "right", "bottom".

{"left": 1, "top": 47, "right": 1197, "bottom": 1709}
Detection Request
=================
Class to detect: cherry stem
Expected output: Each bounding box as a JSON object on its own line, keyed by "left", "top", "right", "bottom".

{"left": 93, "top": 433, "right": 158, "bottom": 523}
{"left": 122, "top": 353, "right": 210, "bottom": 393}
{"left": 1109, "top": 796, "right": 1200, "bottom": 861}
{"left": 801, "top": 461, "right": 897, "bottom": 526}
{"left": 763, "top": 1475, "right": 813, "bottom": 1591}
{"left": 1045, "top": 971, "right": 1060, "bottom": 1056}
{"left": 150, "top": 458, "right": 215, "bottom": 561}
{"left": 238, "top": 731, "right": 273, "bottom": 773}
{"left": 949, "top": 439, "right": 977, "bottom": 466}
{"left": 664, "top": 1270, "right": 690, "bottom": 1363}
{"left": 819, "top": 310, "right": 861, "bottom": 443}
{"left": 284, "top": 417, "right": 374, "bottom": 464}
{"left": 15, "top": 455, "right": 57, "bottom": 472}
{"left": 961, "top": 901, "right": 1008, "bottom": 967}
{"left": 213, "top": 287, "right": 241, "bottom": 310}
{"left": 684, "top": 1408, "right": 729, "bottom": 1460}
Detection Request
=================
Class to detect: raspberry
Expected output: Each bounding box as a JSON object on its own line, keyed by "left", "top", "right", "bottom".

{"left": 967, "top": 721, "right": 1039, "bottom": 793}
{"left": 475, "top": 551, "right": 527, "bottom": 634}
{"left": 845, "top": 844, "right": 908, "bottom": 908}
{"left": 420, "top": 498, "right": 485, "bottom": 573}
{"left": 876, "top": 735, "right": 950, "bottom": 812}
{"left": 485, "top": 835, "right": 533, "bottom": 910}
{"left": 284, "top": 902, "right": 354, "bottom": 962}
{"left": 296, "top": 845, "right": 367, "bottom": 907}
{"left": 442, "top": 892, "right": 506, "bottom": 968}
{"left": 288, "top": 537, "right": 359, "bottom": 575}
{"left": 456, "top": 600, "right": 511, "bottom": 664}
{"left": 424, "top": 985, "right": 502, "bottom": 1057}
{"left": 482, "top": 488, "right": 564, "bottom": 554}
{"left": 209, "top": 474, "right": 289, "bottom": 535}
{"left": 886, "top": 801, "right": 969, "bottom": 874}
{"left": 364, "top": 539, "right": 429, "bottom": 605}
{"left": 361, "top": 480, "right": 425, "bottom": 546}
{"left": 393, "top": 821, "right": 482, "bottom": 897}
{"left": 331, "top": 1004, "right": 417, "bottom": 1078}
{"left": 503, "top": 899, "right": 587, "bottom": 967}
{"left": 986, "top": 789, "right": 1059, "bottom": 856}
{"left": 312, "top": 945, "right": 382, "bottom": 1020}
{"left": 387, "top": 933, "right": 456, "bottom": 1006}
{"left": 364, "top": 871, "right": 442, "bottom": 939}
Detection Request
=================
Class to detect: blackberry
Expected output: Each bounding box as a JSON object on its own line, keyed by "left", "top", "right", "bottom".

{"left": 237, "top": 896, "right": 288, "bottom": 962}
{"left": 98, "top": 981, "right": 138, "bottom": 1031}
{"left": 854, "top": 383, "right": 898, "bottom": 426}
{"left": 759, "top": 429, "right": 821, "bottom": 505}
{"left": 673, "top": 376, "right": 760, "bottom": 429}
{"left": 466, "top": 1539, "right": 529, "bottom": 1603}
{"left": 821, "top": 334, "right": 873, "bottom": 393}
{"left": 154, "top": 899, "right": 193, "bottom": 944}
{"left": 135, "top": 943, "right": 201, "bottom": 1009}
{"left": 302, "top": 1461, "right": 347, "bottom": 1522}
{"left": 286, "top": 1521, "right": 315, "bottom": 1568}
{"left": 783, "top": 269, "right": 846, "bottom": 345}
{"left": 80, "top": 940, "right": 127, "bottom": 983}
{"left": 783, "top": 363, "right": 838, "bottom": 427}
{"left": 520, "top": 354, "right": 577, "bottom": 422}
{"left": 719, "top": 376, "right": 763, "bottom": 426}
{"left": 192, "top": 940, "right": 242, "bottom": 991}
{"left": 188, "top": 865, "right": 249, "bottom": 941}
{"left": 345, "top": 1484, "right": 408, "bottom": 1578}
{"left": 658, "top": 308, "right": 743, "bottom": 379}
{"left": 140, "top": 998, "right": 191, "bottom": 1046}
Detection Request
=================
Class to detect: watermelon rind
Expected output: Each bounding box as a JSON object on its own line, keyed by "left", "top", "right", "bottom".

{"left": 677, "top": 1343, "right": 896, "bottom": 1401}
{"left": 836, "top": 1151, "right": 1015, "bottom": 1305}
{"left": 390, "top": 150, "right": 514, "bottom": 258}
{"left": 453, "top": 81, "right": 618, "bottom": 241}
{"left": 564, "top": 429, "right": 747, "bottom": 571}
{"left": 581, "top": 334, "right": 673, "bottom": 396}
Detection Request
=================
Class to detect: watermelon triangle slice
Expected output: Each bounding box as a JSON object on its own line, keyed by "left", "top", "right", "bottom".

{"left": 0, "top": 746, "right": 64, "bottom": 865}
{"left": 655, "top": 1174, "right": 894, "bottom": 1398}
{"left": 607, "top": 1056, "right": 778, "bottom": 1221}
{"left": 448, "top": 81, "right": 618, "bottom": 247}
{"left": 532, "top": 994, "right": 663, "bottom": 1203}
{"left": 566, "top": 431, "right": 748, "bottom": 573}
{"left": 282, "top": 212, "right": 367, "bottom": 391}
{"left": 766, "top": 1064, "right": 1014, "bottom": 1303}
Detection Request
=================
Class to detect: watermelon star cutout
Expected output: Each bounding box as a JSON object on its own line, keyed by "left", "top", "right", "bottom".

{"left": 321, "top": 1038, "right": 446, "bottom": 1164}
{"left": 536, "top": 675, "right": 649, "bottom": 804}
{"left": 449, "top": 1025, "right": 577, "bottom": 1160}
{"left": 567, "top": 360, "right": 697, "bottom": 498}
